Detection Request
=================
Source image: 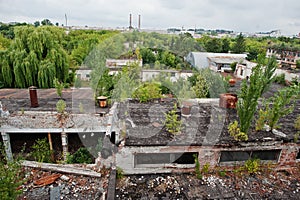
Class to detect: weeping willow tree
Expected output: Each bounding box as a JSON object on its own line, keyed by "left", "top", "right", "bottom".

{"left": 1, "top": 26, "right": 69, "bottom": 88}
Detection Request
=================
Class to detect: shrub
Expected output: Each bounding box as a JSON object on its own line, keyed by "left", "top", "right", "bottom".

{"left": 237, "top": 55, "right": 277, "bottom": 134}
{"left": 202, "top": 163, "right": 210, "bottom": 174}
{"left": 67, "top": 147, "right": 93, "bottom": 164}
{"left": 31, "top": 138, "right": 52, "bottom": 163}
{"left": 0, "top": 143, "right": 25, "bottom": 200}
{"left": 273, "top": 74, "right": 286, "bottom": 85}
{"left": 133, "top": 82, "right": 162, "bottom": 103}
{"left": 228, "top": 120, "right": 248, "bottom": 141}
{"left": 244, "top": 158, "right": 260, "bottom": 174}
{"left": 116, "top": 167, "right": 124, "bottom": 179}
{"left": 294, "top": 115, "right": 300, "bottom": 130}
{"left": 193, "top": 154, "right": 202, "bottom": 179}
{"left": 56, "top": 99, "right": 66, "bottom": 114}
{"left": 164, "top": 103, "right": 182, "bottom": 134}
{"left": 257, "top": 85, "right": 299, "bottom": 130}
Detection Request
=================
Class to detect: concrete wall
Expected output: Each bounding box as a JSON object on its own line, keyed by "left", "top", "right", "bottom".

{"left": 116, "top": 143, "right": 300, "bottom": 174}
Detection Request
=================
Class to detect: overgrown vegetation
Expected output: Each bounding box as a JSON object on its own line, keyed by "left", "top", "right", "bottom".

{"left": 116, "top": 167, "right": 124, "bottom": 179}
{"left": 244, "top": 158, "right": 260, "bottom": 174}
{"left": 66, "top": 147, "right": 93, "bottom": 164}
{"left": 164, "top": 103, "right": 182, "bottom": 134}
{"left": 294, "top": 116, "right": 300, "bottom": 142}
{"left": 193, "top": 154, "right": 202, "bottom": 179}
{"left": 0, "top": 143, "right": 25, "bottom": 199}
{"left": 132, "top": 82, "right": 162, "bottom": 103}
{"left": 256, "top": 85, "right": 299, "bottom": 131}
{"left": 237, "top": 55, "right": 277, "bottom": 135}
{"left": 31, "top": 138, "right": 52, "bottom": 163}
{"left": 228, "top": 120, "right": 248, "bottom": 141}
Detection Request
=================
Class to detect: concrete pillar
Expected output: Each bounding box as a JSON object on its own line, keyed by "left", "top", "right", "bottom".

{"left": 1, "top": 132, "right": 13, "bottom": 161}
{"left": 61, "top": 130, "right": 68, "bottom": 162}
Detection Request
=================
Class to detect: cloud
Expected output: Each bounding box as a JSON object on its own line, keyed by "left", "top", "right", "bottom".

{"left": 0, "top": 0, "right": 299, "bottom": 35}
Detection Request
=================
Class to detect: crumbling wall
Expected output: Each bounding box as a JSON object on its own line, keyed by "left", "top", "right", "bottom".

{"left": 115, "top": 143, "right": 300, "bottom": 175}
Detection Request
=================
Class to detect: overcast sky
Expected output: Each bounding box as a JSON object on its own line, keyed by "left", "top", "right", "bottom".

{"left": 0, "top": 0, "right": 299, "bottom": 35}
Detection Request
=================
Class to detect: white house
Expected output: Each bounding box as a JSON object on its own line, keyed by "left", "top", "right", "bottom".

{"left": 76, "top": 68, "right": 92, "bottom": 81}
{"left": 141, "top": 69, "right": 193, "bottom": 82}
{"left": 186, "top": 52, "right": 247, "bottom": 72}
{"left": 234, "top": 61, "right": 257, "bottom": 79}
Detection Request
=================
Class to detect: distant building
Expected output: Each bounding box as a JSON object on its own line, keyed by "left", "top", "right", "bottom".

{"left": 141, "top": 69, "right": 193, "bottom": 82}
{"left": 76, "top": 66, "right": 92, "bottom": 81}
{"left": 266, "top": 48, "right": 300, "bottom": 69}
{"left": 186, "top": 52, "right": 247, "bottom": 72}
{"left": 234, "top": 61, "right": 257, "bottom": 80}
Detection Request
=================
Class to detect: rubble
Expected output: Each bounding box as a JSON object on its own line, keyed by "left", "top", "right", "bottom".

{"left": 18, "top": 166, "right": 109, "bottom": 200}
{"left": 116, "top": 164, "right": 300, "bottom": 199}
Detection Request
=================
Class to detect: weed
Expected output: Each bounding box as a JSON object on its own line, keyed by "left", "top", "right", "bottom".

{"left": 228, "top": 120, "right": 248, "bottom": 141}
{"left": 31, "top": 138, "right": 52, "bottom": 163}
{"left": 202, "top": 163, "right": 210, "bottom": 174}
{"left": 0, "top": 143, "right": 25, "bottom": 200}
{"left": 116, "top": 167, "right": 124, "bottom": 179}
{"left": 194, "top": 154, "right": 202, "bottom": 179}
{"left": 165, "top": 103, "right": 182, "bottom": 134}
{"left": 244, "top": 158, "right": 260, "bottom": 174}
{"left": 66, "top": 147, "right": 93, "bottom": 164}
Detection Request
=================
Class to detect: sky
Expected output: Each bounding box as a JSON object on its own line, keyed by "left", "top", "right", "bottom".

{"left": 0, "top": 0, "right": 300, "bottom": 35}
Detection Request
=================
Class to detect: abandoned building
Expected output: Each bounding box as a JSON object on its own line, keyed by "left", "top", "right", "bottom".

{"left": 0, "top": 84, "right": 300, "bottom": 176}
{"left": 114, "top": 96, "right": 300, "bottom": 174}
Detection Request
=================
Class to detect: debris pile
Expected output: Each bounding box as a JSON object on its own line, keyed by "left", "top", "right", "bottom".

{"left": 19, "top": 167, "right": 109, "bottom": 200}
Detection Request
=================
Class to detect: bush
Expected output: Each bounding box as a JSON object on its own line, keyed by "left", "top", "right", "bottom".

{"left": 164, "top": 104, "right": 182, "bottom": 134}
{"left": 67, "top": 147, "right": 93, "bottom": 164}
{"left": 193, "top": 154, "right": 202, "bottom": 179}
{"left": 244, "top": 158, "right": 260, "bottom": 174}
{"left": 133, "top": 82, "right": 162, "bottom": 103}
{"left": 273, "top": 74, "right": 286, "bottom": 85}
{"left": 0, "top": 143, "right": 25, "bottom": 199}
{"left": 116, "top": 167, "right": 124, "bottom": 179}
{"left": 228, "top": 120, "right": 248, "bottom": 141}
{"left": 31, "top": 138, "right": 52, "bottom": 163}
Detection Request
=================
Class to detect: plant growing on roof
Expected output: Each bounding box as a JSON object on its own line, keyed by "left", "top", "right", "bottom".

{"left": 228, "top": 120, "right": 248, "bottom": 141}
{"left": 256, "top": 84, "right": 299, "bottom": 131}
{"left": 164, "top": 103, "right": 182, "bottom": 134}
{"left": 237, "top": 55, "right": 277, "bottom": 134}
{"left": 132, "top": 82, "right": 162, "bottom": 103}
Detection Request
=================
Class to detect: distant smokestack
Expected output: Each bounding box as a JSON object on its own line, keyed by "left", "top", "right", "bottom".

{"left": 129, "top": 13, "right": 133, "bottom": 29}
{"left": 138, "top": 14, "right": 141, "bottom": 30}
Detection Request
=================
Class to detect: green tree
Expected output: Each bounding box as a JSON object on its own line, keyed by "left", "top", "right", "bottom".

{"left": 133, "top": 82, "right": 162, "bottom": 102}
{"left": 237, "top": 56, "right": 277, "bottom": 134}
{"left": 256, "top": 84, "right": 299, "bottom": 130}
{"left": 41, "top": 19, "right": 53, "bottom": 26}
{"left": 165, "top": 104, "right": 182, "bottom": 134}
{"left": 1, "top": 26, "right": 69, "bottom": 88}
{"left": 232, "top": 33, "right": 246, "bottom": 53}
{"left": 34, "top": 21, "right": 40, "bottom": 27}
{"left": 0, "top": 143, "right": 25, "bottom": 199}
{"left": 192, "top": 73, "right": 210, "bottom": 98}
{"left": 221, "top": 38, "right": 231, "bottom": 53}
{"left": 140, "top": 48, "right": 156, "bottom": 65}
{"left": 205, "top": 38, "right": 222, "bottom": 53}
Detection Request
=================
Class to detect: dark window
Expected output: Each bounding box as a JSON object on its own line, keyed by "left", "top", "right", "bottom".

{"left": 240, "top": 69, "right": 244, "bottom": 76}
{"left": 297, "top": 150, "right": 300, "bottom": 160}
{"left": 173, "top": 152, "right": 197, "bottom": 164}
{"left": 135, "top": 152, "right": 197, "bottom": 166}
{"left": 251, "top": 150, "right": 281, "bottom": 161}
{"left": 219, "top": 151, "right": 250, "bottom": 162}
{"left": 220, "top": 149, "right": 281, "bottom": 163}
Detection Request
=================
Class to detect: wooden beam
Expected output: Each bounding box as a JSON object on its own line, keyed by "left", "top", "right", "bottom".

{"left": 21, "top": 160, "right": 101, "bottom": 178}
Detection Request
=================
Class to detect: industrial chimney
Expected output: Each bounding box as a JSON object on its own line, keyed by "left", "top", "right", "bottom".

{"left": 129, "top": 13, "right": 133, "bottom": 29}
{"left": 138, "top": 14, "right": 141, "bottom": 30}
